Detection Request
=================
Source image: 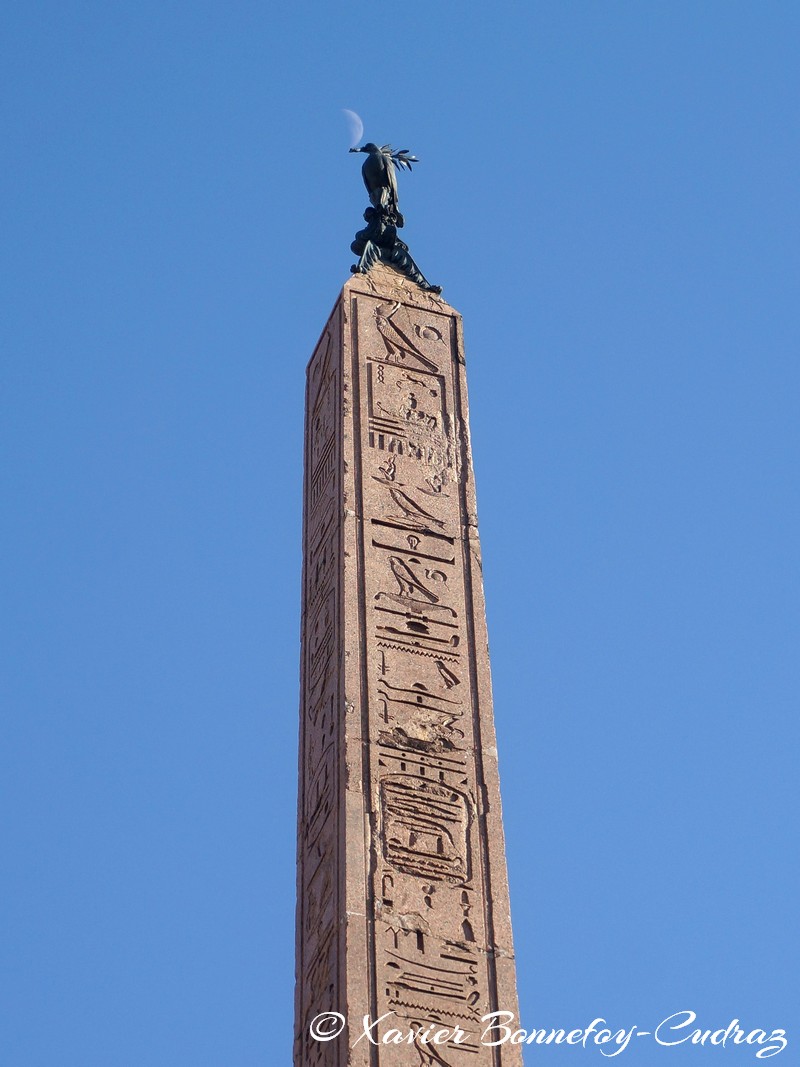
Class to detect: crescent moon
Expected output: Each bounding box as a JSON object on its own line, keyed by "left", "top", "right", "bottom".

{"left": 342, "top": 108, "right": 364, "bottom": 148}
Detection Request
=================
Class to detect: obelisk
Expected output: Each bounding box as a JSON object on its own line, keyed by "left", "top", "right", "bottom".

{"left": 295, "top": 145, "right": 522, "bottom": 1067}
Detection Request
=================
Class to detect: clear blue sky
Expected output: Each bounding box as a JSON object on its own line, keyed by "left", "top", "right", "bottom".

{"left": 2, "top": 2, "right": 797, "bottom": 1064}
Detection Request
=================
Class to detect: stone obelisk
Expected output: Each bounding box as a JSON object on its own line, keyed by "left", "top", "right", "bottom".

{"left": 295, "top": 255, "right": 523, "bottom": 1066}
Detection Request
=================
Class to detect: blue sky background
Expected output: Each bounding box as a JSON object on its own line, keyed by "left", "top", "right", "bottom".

{"left": 2, "top": 2, "right": 798, "bottom": 1064}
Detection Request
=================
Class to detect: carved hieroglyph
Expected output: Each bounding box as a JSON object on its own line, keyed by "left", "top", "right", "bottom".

{"left": 296, "top": 265, "right": 522, "bottom": 1067}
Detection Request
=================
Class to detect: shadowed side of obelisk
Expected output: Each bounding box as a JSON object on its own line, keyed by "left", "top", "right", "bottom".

{"left": 295, "top": 299, "right": 347, "bottom": 1067}
{"left": 296, "top": 264, "right": 522, "bottom": 1067}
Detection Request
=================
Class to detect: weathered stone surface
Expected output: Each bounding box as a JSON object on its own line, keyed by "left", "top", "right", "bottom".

{"left": 295, "top": 264, "right": 522, "bottom": 1066}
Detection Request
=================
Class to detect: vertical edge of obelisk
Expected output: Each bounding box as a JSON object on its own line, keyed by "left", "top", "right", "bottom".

{"left": 452, "top": 313, "right": 523, "bottom": 1063}
{"left": 295, "top": 295, "right": 347, "bottom": 1067}
{"left": 339, "top": 286, "right": 376, "bottom": 1067}
{"left": 294, "top": 324, "right": 312, "bottom": 1067}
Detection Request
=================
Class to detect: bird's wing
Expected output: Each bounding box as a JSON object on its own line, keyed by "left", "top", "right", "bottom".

{"left": 372, "top": 148, "right": 396, "bottom": 210}
{"left": 386, "top": 160, "right": 399, "bottom": 210}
